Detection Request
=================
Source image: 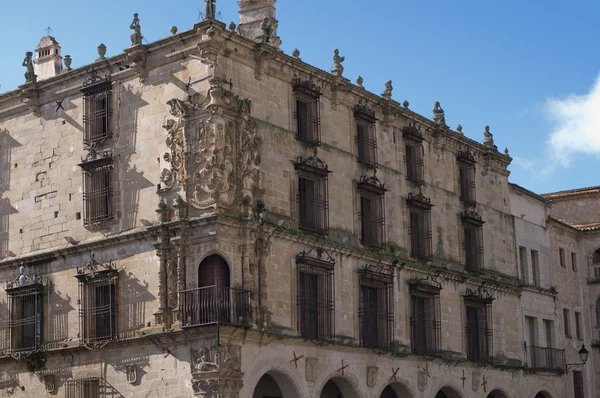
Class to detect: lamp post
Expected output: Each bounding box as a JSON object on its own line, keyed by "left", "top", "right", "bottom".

{"left": 565, "top": 345, "right": 589, "bottom": 374}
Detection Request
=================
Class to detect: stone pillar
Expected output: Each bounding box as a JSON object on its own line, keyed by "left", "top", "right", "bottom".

{"left": 154, "top": 202, "right": 170, "bottom": 327}
{"left": 238, "top": 0, "right": 281, "bottom": 47}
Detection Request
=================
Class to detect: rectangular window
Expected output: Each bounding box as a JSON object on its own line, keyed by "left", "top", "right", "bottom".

{"left": 458, "top": 162, "right": 476, "bottom": 205}
{"left": 410, "top": 291, "right": 441, "bottom": 355}
{"left": 359, "top": 193, "right": 385, "bottom": 249}
{"left": 559, "top": 248, "right": 566, "bottom": 268}
{"left": 526, "top": 316, "right": 537, "bottom": 345}
{"left": 7, "top": 284, "right": 43, "bottom": 353}
{"left": 80, "top": 155, "right": 113, "bottom": 226}
{"left": 81, "top": 77, "right": 112, "bottom": 147}
{"left": 571, "top": 252, "right": 577, "bottom": 272}
{"left": 405, "top": 143, "right": 424, "bottom": 185}
{"left": 519, "top": 246, "right": 528, "bottom": 283}
{"left": 573, "top": 370, "right": 584, "bottom": 398}
{"left": 465, "top": 300, "right": 493, "bottom": 363}
{"left": 464, "top": 225, "right": 484, "bottom": 273}
{"left": 358, "top": 267, "right": 393, "bottom": 350}
{"left": 575, "top": 311, "right": 582, "bottom": 340}
{"left": 544, "top": 319, "right": 554, "bottom": 348}
{"left": 356, "top": 123, "right": 377, "bottom": 167}
{"left": 293, "top": 78, "right": 321, "bottom": 146}
{"left": 296, "top": 158, "right": 329, "bottom": 235}
{"left": 564, "top": 308, "right": 571, "bottom": 338}
{"left": 409, "top": 209, "right": 432, "bottom": 260}
{"left": 77, "top": 274, "right": 117, "bottom": 345}
{"left": 297, "top": 261, "right": 334, "bottom": 342}
{"left": 65, "top": 378, "right": 101, "bottom": 398}
{"left": 531, "top": 250, "right": 540, "bottom": 287}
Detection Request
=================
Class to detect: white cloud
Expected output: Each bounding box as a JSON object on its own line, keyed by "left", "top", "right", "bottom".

{"left": 545, "top": 72, "right": 600, "bottom": 166}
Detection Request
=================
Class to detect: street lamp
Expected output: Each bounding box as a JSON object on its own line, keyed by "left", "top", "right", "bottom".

{"left": 566, "top": 345, "right": 589, "bottom": 374}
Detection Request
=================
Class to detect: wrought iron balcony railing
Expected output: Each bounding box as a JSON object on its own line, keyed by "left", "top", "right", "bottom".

{"left": 527, "top": 345, "right": 566, "bottom": 372}
{"left": 180, "top": 286, "right": 251, "bottom": 328}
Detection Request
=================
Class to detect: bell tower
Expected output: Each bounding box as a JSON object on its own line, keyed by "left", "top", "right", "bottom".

{"left": 238, "top": 0, "right": 281, "bottom": 47}
{"left": 34, "top": 36, "right": 63, "bottom": 81}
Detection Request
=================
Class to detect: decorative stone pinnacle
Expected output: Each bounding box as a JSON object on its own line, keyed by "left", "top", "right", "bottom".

{"left": 63, "top": 55, "right": 72, "bottom": 71}
{"left": 331, "top": 49, "right": 345, "bottom": 77}
{"left": 228, "top": 22, "right": 237, "bottom": 31}
{"left": 356, "top": 76, "right": 364, "bottom": 88}
{"left": 170, "top": 26, "right": 178, "bottom": 35}
{"left": 96, "top": 43, "right": 107, "bottom": 61}
{"left": 456, "top": 124, "right": 464, "bottom": 135}
{"left": 204, "top": 0, "right": 216, "bottom": 20}
{"left": 382, "top": 80, "right": 393, "bottom": 100}
{"left": 292, "top": 48, "right": 300, "bottom": 60}
{"left": 403, "top": 100, "right": 409, "bottom": 109}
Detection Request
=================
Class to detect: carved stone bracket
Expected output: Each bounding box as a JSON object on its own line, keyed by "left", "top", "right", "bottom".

{"left": 124, "top": 44, "right": 148, "bottom": 83}
{"left": 18, "top": 82, "right": 40, "bottom": 116}
{"left": 191, "top": 343, "right": 243, "bottom": 397}
{"left": 406, "top": 192, "right": 433, "bottom": 210}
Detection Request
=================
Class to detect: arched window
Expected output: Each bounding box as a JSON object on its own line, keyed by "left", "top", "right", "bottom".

{"left": 198, "top": 254, "right": 230, "bottom": 288}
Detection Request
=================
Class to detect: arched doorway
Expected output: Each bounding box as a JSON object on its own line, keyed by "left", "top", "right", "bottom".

{"left": 198, "top": 254, "right": 230, "bottom": 288}
{"left": 487, "top": 390, "right": 508, "bottom": 398}
{"left": 380, "top": 382, "right": 413, "bottom": 397}
{"left": 252, "top": 370, "right": 301, "bottom": 398}
{"left": 435, "top": 386, "right": 462, "bottom": 398}
{"left": 319, "top": 377, "right": 360, "bottom": 398}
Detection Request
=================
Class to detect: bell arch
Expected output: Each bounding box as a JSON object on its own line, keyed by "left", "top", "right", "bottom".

{"left": 251, "top": 369, "right": 301, "bottom": 398}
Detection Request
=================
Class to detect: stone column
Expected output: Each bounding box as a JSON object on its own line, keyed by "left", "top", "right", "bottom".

{"left": 154, "top": 202, "right": 170, "bottom": 327}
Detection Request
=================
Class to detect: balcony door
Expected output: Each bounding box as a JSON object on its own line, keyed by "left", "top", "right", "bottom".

{"left": 197, "top": 255, "right": 231, "bottom": 324}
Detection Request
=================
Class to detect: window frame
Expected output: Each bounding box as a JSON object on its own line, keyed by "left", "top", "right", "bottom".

{"left": 563, "top": 308, "right": 572, "bottom": 338}
{"left": 462, "top": 210, "right": 485, "bottom": 274}
{"left": 358, "top": 264, "right": 394, "bottom": 350}
{"left": 79, "top": 152, "right": 114, "bottom": 227}
{"left": 573, "top": 370, "right": 584, "bottom": 398}
{"left": 6, "top": 282, "right": 44, "bottom": 354}
{"left": 559, "top": 248, "right": 566, "bottom": 268}
{"left": 457, "top": 149, "right": 476, "bottom": 207}
{"left": 354, "top": 104, "right": 378, "bottom": 168}
{"left": 571, "top": 252, "right": 577, "bottom": 272}
{"left": 464, "top": 296, "right": 493, "bottom": 363}
{"left": 406, "top": 192, "right": 433, "bottom": 261}
{"left": 293, "top": 78, "right": 321, "bottom": 146}
{"left": 81, "top": 74, "right": 112, "bottom": 148}
{"left": 575, "top": 311, "right": 582, "bottom": 340}
{"left": 65, "top": 377, "right": 102, "bottom": 398}
{"left": 409, "top": 278, "right": 442, "bottom": 356}
{"left": 402, "top": 123, "right": 425, "bottom": 187}
{"left": 357, "top": 174, "right": 386, "bottom": 249}
{"left": 295, "top": 155, "right": 330, "bottom": 235}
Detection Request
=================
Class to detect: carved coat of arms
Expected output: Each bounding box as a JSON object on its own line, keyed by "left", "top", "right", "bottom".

{"left": 417, "top": 370, "right": 428, "bottom": 392}
{"left": 472, "top": 371, "right": 482, "bottom": 392}
{"left": 305, "top": 357, "right": 318, "bottom": 382}
{"left": 366, "top": 366, "right": 378, "bottom": 388}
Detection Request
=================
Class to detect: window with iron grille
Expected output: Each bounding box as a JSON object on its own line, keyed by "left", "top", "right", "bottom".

{"left": 7, "top": 283, "right": 43, "bottom": 354}
{"left": 293, "top": 78, "right": 321, "bottom": 146}
{"left": 65, "top": 377, "right": 101, "bottom": 398}
{"left": 465, "top": 298, "right": 493, "bottom": 363}
{"left": 358, "top": 264, "right": 393, "bottom": 350}
{"left": 457, "top": 150, "right": 476, "bottom": 206}
{"left": 357, "top": 174, "right": 386, "bottom": 249}
{"left": 354, "top": 104, "right": 377, "bottom": 167}
{"left": 79, "top": 154, "right": 114, "bottom": 226}
{"left": 295, "top": 155, "right": 330, "bottom": 235}
{"left": 409, "top": 278, "right": 441, "bottom": 356}
{"left": 296, "top": 249, "right": 335, "bottom": 342}
{"left": 402, "top": 123, "right": 425, "bottom": 186}
{"left": 573, "top": 370, "right": 584, "bottom": 398}
{"left": 81, "top": 74, "right": 112, "bottom": 147}
{"left": 406, "top": 192, "right": 433, "bottom": 261}
{"left": 462, "top": 210, "right": 484, "bottom": 274}
{"left": 75, "top": 255, "right": 118, "bottom": 347}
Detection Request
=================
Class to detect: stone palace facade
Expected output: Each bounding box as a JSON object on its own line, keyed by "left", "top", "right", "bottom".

{"left": 0, "top": 1, "right": 598, "bottom": 397}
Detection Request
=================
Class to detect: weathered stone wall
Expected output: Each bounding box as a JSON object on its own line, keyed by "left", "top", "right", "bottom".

{"left": 548, "top": 195, "right": 600, "bottom": 225}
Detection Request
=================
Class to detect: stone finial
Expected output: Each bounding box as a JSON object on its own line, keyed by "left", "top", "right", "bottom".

{"left": 292, "top": 48, "right": 300, "bottom": 60}
{"left": 63, "top": 55, "right": 72, "bottom": 71}
{"left": 504, "top": 147, "right": 509, "bottom": 156}
{"left": 96, "top": 43, "right": 107, "bottom": 61}
{"left": 204, "top": 0, "right": 216, "bottom": 20}
{"left": 331, "top": 49, "right": 345, "bottom": 77}
{"left": 228, "top": 22, "right": 237, "bottom": 31}
{"left": 170, "top": 26, "right": 178, "bottom": 35}
{"left": 22, "top": 52, "right": 37, "bottom": 84}
{"left": 356, "top": 76, "right": 364, "bottom": 88}
{"left": 130, "top": 13, "right": 143, "bottom": 46}
{"left": 382, "top": 80, "right": 393, "bottom": 100}
{"left": 456, "top": 124, "right": 464, "bottom": 135}
{"left": 433, "top": 101, "right": 446, "bottom": 126}
{"left": 403, "top": 100, "right": 409, "bottom": 108}
{"left": 483, "top": 125, "right": 494, "bottom": 148}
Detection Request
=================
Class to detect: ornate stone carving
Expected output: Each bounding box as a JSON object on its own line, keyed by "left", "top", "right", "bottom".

{"left": 417, "top": 370, "right": 428, "bottom": 392}
{"left": 129, "top": 13, "right": 143, "bottom": 46}
{"left": 126, "top": 364, "right": 138, "bottom": 384}
{"left": 472, "top": 371, "right": 481, "bottom": 392}
{"left": 191, "top": 344, "right": 241, "bottom": 374}
{"left": 367, "top": 366, "right": 378, "bottom": 388}
{"left": 305, "top": 357, "right": 318, "bottom": 382}
{"left": 22, "top": 52, "right": 37, "bottom": 84}
{"left": 192, "top": 379, "right": 219, "bottom": 397}
{"left": 332, "top": 49, "right": 345, "bottom": 77}
{"left": 44, "top": 375, "right": 55, "bottom": 393}
{"left": 204, "top": 0, "right": 216, "bottom": 20}
{"left": 382, "top": 80, "right": 393, "bottom": 100}
{"left": 483, "top": 125, "right": 494, "bottom": 148}
{"left": 433, "top": 101, "right": 446, "bottom": 126}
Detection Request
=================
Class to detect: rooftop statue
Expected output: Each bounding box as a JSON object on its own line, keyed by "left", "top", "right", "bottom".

{"left": 22, "top": 52, "right": 37, "bottom": 84}
{"left": 483, "top": 125, "right": 494, "bottom": 148}
{"left": 205, "top": 0, "right": 216, "bottom": 20}
{"left": 382, "top": 80, "right": 393, "bottom": 99}
{"left": 260, "top": 18, "right": 273, "bottom": 43}
{"left": 433, "top": 101, "right": 446, "bottom": 126}
{"left": 130, "top": 13, "right": 143, "bottom": 46}
{"left": 331, "top": 49, "right": 345, "bottom": 77}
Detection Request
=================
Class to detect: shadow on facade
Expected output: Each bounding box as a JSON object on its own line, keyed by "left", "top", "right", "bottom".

{"left": 44, "top": 97, "right": 84, "bottom": 132}
{"left": 0, "top": 297, "right": 9, "bottom": 355}
{"left": 123, "top": 271, "right": 155, "bottom": 331}
{"left": 115, "top": 86, "right": 153, "bottom": 233}
{"left": 111, "top": 354, "right": 150, "bottom": 387}
{"left": 48, "top": 285, "right": 74, "bottom": 344}
{"left": 0, "top": 129, "right": 21, "bottom": 261}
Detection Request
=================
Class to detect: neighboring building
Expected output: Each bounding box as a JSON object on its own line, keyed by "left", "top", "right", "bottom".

{"left": 0, "top": 2, "right": 596, "bottom": 398}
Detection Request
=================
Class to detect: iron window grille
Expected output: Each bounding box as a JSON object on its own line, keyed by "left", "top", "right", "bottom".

{"left": 354, "top": 104, "right": 378, "bottom": 168}
{"left": 295, "top": 154, "right": 330, "bottom": 235}
{"left": 406, "top": 192, "right": 433, "bottom": 260}
{"left": 79, "top": 151, "right": 114, "bottom": 226}
{"left": 65, "top": 377, "right": 102, "bottom": 398}
{"left": 573, "top": 370, "right": 584, "bottom": 398}
{"left": 296, "top": 249, "right": 335, "bottom": 343}
{"left": 75, "top": 254, "right": 118, "bottom": 348}
{"left": 462, "top": 209, "right": 484, "bottom": 274}
{"left": 409, "top": 277, "right": 442, "bottom": 356}
{"left": 357, "top": 174, "right": 386, "bottom": 249}
{"left": 457, "top": 149, "right": 476, "bottom": 207}
{"left": 464, "top": 286, "right": 494, "bottom": 363}
{"left": 81, "top": 72, "right": 112, "bottom": 147}
{"left": 6, "top": 282, "right": 43, "bottom": 354}
{"left": 402, "top": 123, "right": 425, "bottom": 187}
{"left": 358, "top": 264, "right": 394, "bottom": 350}
{"left": 293, "top": 77, "right": 321, "bottom": 146}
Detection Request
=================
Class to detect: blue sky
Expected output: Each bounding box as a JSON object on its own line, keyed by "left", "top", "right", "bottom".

{"left": 2, "top": 0, "right": 599, "bottom": 194}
